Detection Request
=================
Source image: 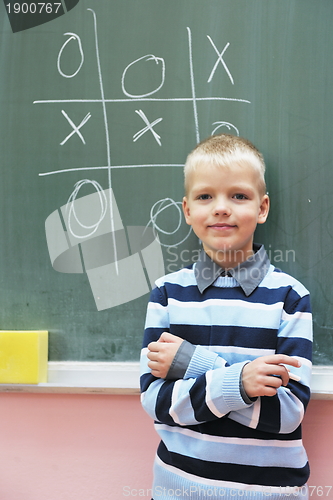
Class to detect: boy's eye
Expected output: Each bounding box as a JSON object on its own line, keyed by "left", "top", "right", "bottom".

{"left": 233, "top": 193, "right": 248, "bottom": 200}
{"left": 198, "top": 194, "right": 211, "bottom": 200}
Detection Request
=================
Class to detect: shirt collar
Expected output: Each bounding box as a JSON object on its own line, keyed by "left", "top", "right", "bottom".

{"left": 194, "top": 244, "right": 271, "bottom": 296}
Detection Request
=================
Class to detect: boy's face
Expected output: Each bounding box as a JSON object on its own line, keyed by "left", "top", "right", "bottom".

{"left": 182, "top": 161, "right": 269, "bottom": 267}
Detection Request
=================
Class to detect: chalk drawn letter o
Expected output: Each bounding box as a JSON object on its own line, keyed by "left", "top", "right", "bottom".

{"left": 57, "top": 32, "right": 84, "bottom": 79}
{"left": 121, "top": 54, "right": 165, "bottom": 98}
{"left": 66, "top": 180, "right": 108, "bottom": 239}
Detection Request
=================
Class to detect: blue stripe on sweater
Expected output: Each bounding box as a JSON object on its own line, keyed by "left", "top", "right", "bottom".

{"left": 160, "top": 280, "right": 310, "bottom": 307}
{"left": 277, "top": 336, "right": 312, "bottom": 361}
{"left": 170, "top": 324, "right": 277, "bottom": 349}
{"left": 156, "top": 425, "right": 307, "bottom": 469}
{"left": 155, "top": 417, "right": 303, "bottom": 441}
{"left": 157, "top": 440, "right": 310, "bottom": 487}
{"left": 258, "top": 395, "right": 281, "bottom": 433}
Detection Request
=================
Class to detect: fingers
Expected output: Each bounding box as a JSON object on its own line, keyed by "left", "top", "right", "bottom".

{"left": 157, "top": 332, "right": 173, "bottom": 343}
{"left": 157, "top": 332, "right": 183, "bottom": 343}
{"left": 261, "top": 361, "right": 293, "bottom": 388}
{"left": 146, "top": 334, "right": 184, "bottom": 379}
{"left": 257, "top": 355, "right": 301, "bottom": 387}
{"left": 265, "top": 355, "right": 302, "bottom": 387}
{"left": 147, "top": 340, "right": 160, "bottom": 353}
{"left": 242, "top": 354, "right": 302, "bottom": 398}
{"left": 147, "top": 347, "right": 165, "bottom": 363}
{"left": 147, "top": 350, "right": 167, "bottom": 378}
{"left": 147, "top": 359, "right": 164, "bottom": 378}
{"left": 254, "top": 368, "right": 287, "bottom": 395}
{"left": 267, "top": 369, "right": 289, "bottom": 389}
{"left": 263, "top": 354, "right": 301, "bottom": 369}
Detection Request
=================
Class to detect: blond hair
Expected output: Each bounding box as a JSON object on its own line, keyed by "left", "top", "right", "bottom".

{"left": 184, "top": 134, "right": 266, "bottom": 196}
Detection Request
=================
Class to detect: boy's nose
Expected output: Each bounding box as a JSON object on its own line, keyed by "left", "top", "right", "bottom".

{"left": 213, "top": 198, "right": 231, "bottom": 216}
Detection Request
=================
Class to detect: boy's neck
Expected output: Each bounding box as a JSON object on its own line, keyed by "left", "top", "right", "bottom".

{"left": 204, "top": 247, "right": 255, "bottom": 270}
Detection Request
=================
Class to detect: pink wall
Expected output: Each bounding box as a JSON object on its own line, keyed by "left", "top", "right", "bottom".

{"left": 0, "top": 393, "right": 331, "bottom": 500}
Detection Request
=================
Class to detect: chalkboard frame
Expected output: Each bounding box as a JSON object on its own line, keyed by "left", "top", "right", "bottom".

{"left": 1, "top": 0, "right": 333, "bottom": 372}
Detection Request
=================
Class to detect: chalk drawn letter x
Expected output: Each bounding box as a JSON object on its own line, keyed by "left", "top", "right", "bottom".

{"left": 207, "top": 36, "right": 234, "bottom": 85}
{"left": 60, "top": 109, "right": 92, "bottom": 146}
{"left": 133, "top": 109, "right": 163, "bottom": 146}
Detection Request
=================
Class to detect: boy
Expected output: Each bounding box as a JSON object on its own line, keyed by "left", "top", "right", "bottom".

{"left": 140, "top": 134, "right": 312, "bottom": 499}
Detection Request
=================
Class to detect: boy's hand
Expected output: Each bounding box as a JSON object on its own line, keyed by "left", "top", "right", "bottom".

{"left": 147, "top": 332, "right": 184, "bottom": 379}
{"left": 242, "top": 354, "right": 301, "bottom": 398}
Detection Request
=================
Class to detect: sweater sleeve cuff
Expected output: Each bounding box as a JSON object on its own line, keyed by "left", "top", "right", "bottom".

{"left": 165, "top": 340, "right": 195, "bottom": 380}
{"left": 184, "top": 345, "right": 220, "bottom": 379}
{"left": 239, "top": 363, "right": 258, "bottom": 405}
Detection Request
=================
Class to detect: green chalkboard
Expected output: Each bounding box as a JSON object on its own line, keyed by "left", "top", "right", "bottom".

{"left": 0, "top": 0, "right": 332, "bottom": 363}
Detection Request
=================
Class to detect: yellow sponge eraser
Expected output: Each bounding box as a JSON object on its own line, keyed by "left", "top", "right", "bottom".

{"left": 0, "top": 330, "right": 48, "bottom": 384}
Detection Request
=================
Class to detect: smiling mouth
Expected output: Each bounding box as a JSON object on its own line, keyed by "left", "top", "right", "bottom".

{"left": 209, "top": 224, "right": 236, "bottom": 229}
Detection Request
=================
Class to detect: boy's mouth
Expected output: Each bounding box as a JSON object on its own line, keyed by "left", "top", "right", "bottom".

{"left": 209, "top": 223, "right": 236, "bottom": 229}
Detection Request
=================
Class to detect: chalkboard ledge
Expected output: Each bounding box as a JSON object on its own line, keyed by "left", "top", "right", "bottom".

{"left": 310, "top": 366, "right": 333, "bottom": 400}
{"left": 0, "top": 363, "right": 332, "bottom": 397}
{"left": 0, "top": 361, "right": 141, "bottom": 395}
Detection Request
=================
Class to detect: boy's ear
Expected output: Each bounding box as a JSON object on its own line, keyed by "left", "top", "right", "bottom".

{"left": 182, "top": 197, "right": 191, "bottom": 225}
{"left": 258, "top": 194, "right": 270, "bottom": 224}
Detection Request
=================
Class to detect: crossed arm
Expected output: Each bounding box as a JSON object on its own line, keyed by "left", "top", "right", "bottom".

{"left": 147, "top": 331, "right": 301, "bottom": 399}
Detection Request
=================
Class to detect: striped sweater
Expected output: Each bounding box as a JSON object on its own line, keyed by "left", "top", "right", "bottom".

{"left": 140, "top": 248, "right": 312, "bottom": 499}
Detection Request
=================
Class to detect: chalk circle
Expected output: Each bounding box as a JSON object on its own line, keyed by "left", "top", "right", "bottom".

{"left": 148, "top": 198, "right": 192, "bottom": 248}
{"left": 66, "top": 179, "right": 107, "bottom": 239}
{"left": 57, "top": 32, "right": 84, "bottom": 78}
{"left": 121, "top": 54, "right": 165, "bottom": 98}
{"left": 211, "top": 122, "right": 239, "bottom": 136}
